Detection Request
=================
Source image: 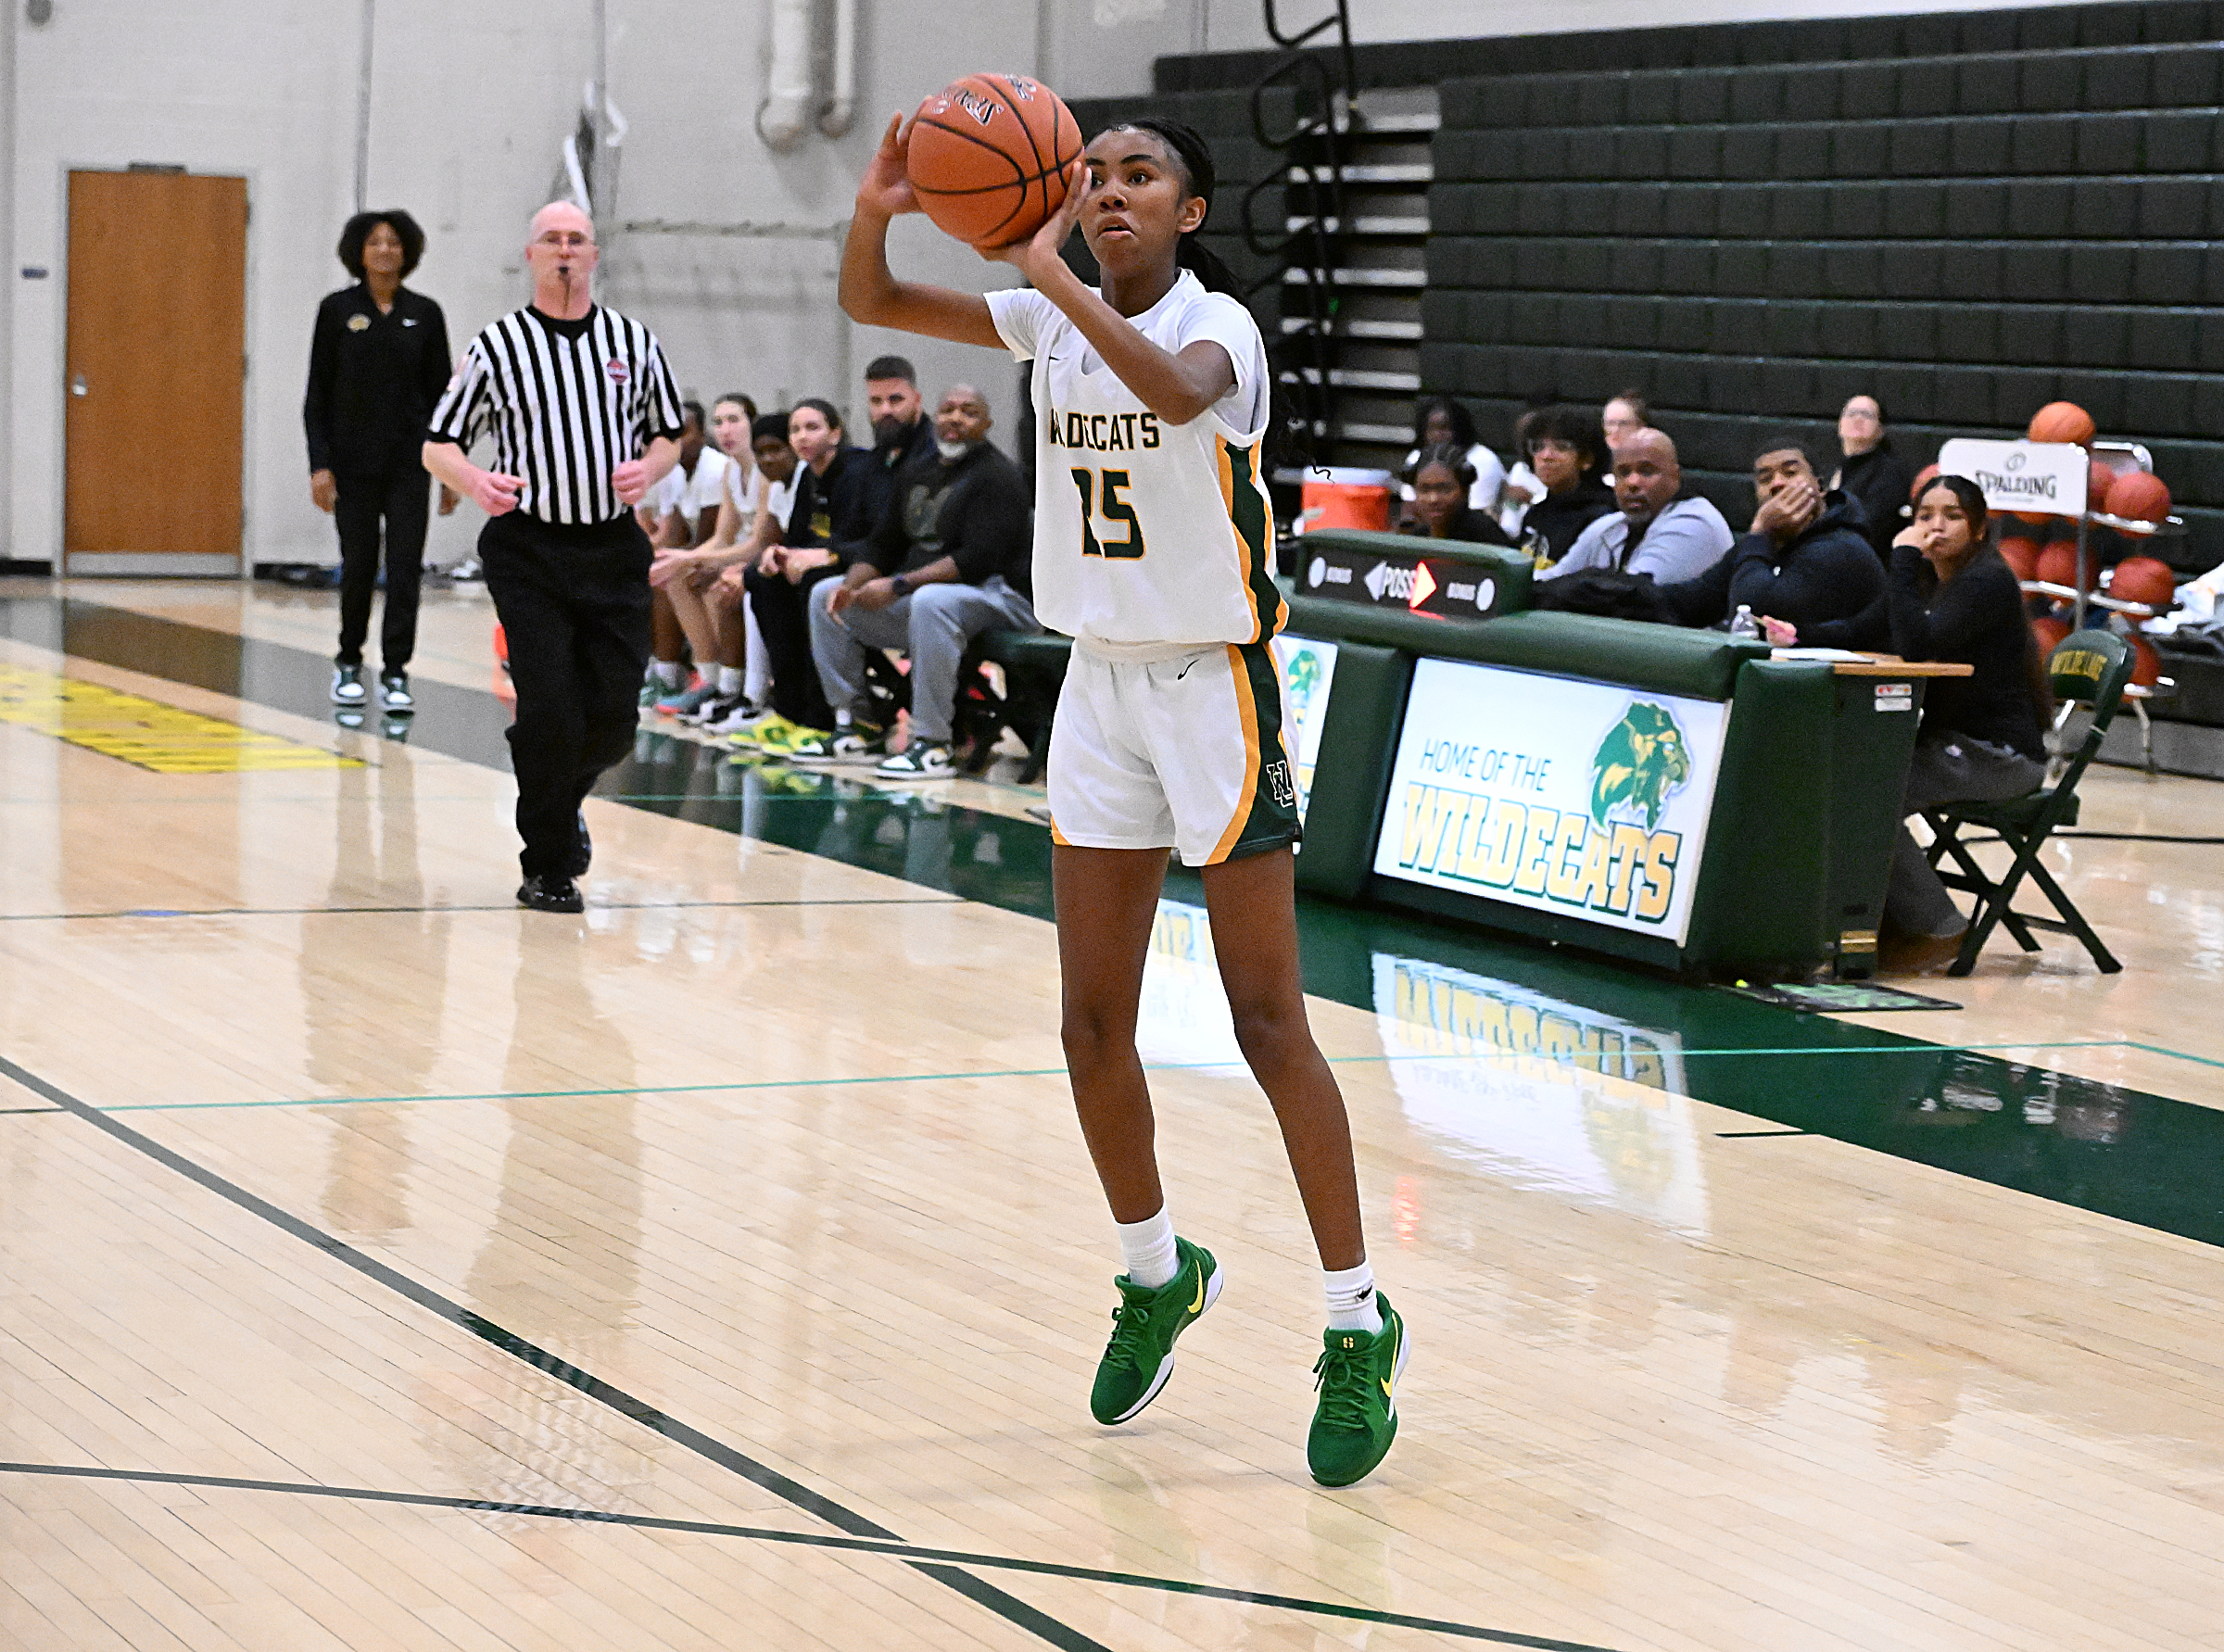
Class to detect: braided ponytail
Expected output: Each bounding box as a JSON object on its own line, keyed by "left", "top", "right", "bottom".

{"left": 1111, "top": 118, "right": 1245, "bottom": 298}
{"left": 1103, "top": 117, "right": 1295, "bottom": 469}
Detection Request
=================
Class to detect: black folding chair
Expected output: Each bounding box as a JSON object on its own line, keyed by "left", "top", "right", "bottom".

{"left": 1922, "top": 628, "right": 2130, "bottom": 977}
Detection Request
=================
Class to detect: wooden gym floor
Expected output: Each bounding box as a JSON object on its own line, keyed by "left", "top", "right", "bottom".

{"left": 3, "top": 576, "right": 2221, "bottom": 1652}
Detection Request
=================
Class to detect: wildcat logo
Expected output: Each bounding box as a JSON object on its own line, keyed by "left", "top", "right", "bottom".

{"left": 1589, "top": 702, "right": 1691, "bottom": 830}
{"left": 952, "top": 88, "right": 1001, "bottom": 125}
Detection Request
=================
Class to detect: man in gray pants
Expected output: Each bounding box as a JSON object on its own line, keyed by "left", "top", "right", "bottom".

{"left": 797, "top": 385, "right": 1037, "bottom": 777}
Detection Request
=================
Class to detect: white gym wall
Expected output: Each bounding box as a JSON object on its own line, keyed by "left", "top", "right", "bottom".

{"left": 1, "top": 0, "right": 2021, "bottom": 568}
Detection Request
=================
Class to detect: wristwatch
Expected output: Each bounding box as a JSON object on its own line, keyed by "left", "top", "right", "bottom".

{"left": 890, "top": 574, "right": 913, "bottom": 598}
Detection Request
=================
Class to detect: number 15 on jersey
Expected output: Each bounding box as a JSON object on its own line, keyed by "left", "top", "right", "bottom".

{"left": 1069, "top": 467, "right": 1147, "bottom": 560}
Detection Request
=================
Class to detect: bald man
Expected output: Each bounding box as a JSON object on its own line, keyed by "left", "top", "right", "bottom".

{"left": 795, "top": 384, "right": 1038, "bottom": 777}
{"left": 424, "top": 202, "right": 685, "bottom": 911}
{"left": 1536, "top": 426, "right": 1733, "bottom": 586}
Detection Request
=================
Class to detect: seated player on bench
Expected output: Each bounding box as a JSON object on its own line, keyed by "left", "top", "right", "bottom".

{"left": 792, "top": 384, "right": 1039, "bottom": 777}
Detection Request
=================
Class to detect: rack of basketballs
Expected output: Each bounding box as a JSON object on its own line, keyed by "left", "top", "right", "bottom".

{"left": 1913, "top": 399, "right": 2181, "bottom": 702}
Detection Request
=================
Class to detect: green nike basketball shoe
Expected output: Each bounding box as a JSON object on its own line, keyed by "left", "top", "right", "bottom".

{"left": 1090, "top": 1237, "right": 1223, "bottom": 1425}
{"left": 1308, "top": 1291, "right": 1408, "bottom": 1487}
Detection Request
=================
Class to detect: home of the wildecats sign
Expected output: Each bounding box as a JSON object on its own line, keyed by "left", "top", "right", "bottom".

{"left": 1371, "top": 659, "right": 1733, "bottom": 945}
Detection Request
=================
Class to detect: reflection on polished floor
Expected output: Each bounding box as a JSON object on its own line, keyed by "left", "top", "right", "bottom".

{"left": 3, "top": 577, "right": 2222, "bottom": 1652}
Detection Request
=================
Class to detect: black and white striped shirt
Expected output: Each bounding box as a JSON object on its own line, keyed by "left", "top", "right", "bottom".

{"left": 427, "top": 306, "right": 685, "bottom": 525}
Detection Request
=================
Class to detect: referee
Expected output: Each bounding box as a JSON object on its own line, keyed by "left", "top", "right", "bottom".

{"left": 423, "top": 201, "right": 685, "bottom": 913}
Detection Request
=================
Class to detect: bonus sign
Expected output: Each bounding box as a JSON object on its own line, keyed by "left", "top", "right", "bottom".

{"left": 1371, "top": 659, "right": 1732, "bottom": 945}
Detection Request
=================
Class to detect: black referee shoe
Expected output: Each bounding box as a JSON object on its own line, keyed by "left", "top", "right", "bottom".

{"left": 568, "top": 813, "right": 592, "bottom": 878}
{"left": 516, "top": 875, "right": 584, "bottom": 914}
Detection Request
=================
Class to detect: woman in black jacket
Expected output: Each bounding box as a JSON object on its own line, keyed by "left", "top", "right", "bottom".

{"left": 303, "top": 209, "right": 453, "bottom": 711}
{"left": 741, "top": 399, "right": 888, "bottom": 744}
{"left": 1829, "top": 393, "right": 1915, "bottom": 560}
{"left": 1877, "top": 474, "right": 2050, "bottom": 975}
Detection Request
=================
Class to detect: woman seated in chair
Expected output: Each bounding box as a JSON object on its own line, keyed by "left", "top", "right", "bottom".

{"left": 1397, "top": 445, "right": 1512, "bottom": 546}
{"left": 1878, "top": 474, "right": 2050, "bottom": 976}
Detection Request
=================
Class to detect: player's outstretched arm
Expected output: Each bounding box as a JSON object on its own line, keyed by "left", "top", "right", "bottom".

{"left": 991, "top": 160, "right": 1234, "bottom": 427}
{"left": 840, "top": 114, "right": 1005, "bottom": 348}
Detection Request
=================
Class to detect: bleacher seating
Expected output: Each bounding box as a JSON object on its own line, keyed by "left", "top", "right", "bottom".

{"left": 1138, "top": 0, "right": 2224, "bottom": 570}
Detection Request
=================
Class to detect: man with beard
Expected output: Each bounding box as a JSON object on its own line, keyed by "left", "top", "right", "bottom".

{"left": 863, "top": 355, "right": 936, "bottom": 484}
{"left": 793, "top": 384, "right": 1037, "bottom": 776}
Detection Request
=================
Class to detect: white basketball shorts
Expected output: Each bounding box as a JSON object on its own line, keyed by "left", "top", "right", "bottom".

{"left": 1047, "top": 640, "right": 1301, "bottom": 867}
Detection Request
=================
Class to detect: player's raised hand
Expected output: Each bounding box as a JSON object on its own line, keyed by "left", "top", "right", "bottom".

{"left": 473, "top": 470, "right": 524, "bottom": 516}
{"left": 985, "top": 155, "right": 1086, "bottom": 277}
{"left": 856, "top": 113, "right": 921, "bottom": 220}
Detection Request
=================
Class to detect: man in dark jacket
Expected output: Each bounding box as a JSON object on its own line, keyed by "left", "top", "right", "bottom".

{"left": 796, "top": 385, "right": 1038, "bottom": 777}
{"left": 1661, "top": 438, "right": 1888, "bottom": 649}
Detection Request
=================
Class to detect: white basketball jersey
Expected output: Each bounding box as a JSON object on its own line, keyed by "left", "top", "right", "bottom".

{"left": 988, "top": 272, "right": 1283, "bottom": 660}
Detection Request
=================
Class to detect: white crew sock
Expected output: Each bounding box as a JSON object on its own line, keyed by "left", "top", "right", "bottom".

{"left": 651, "top": 658, "right": 683, "bottom": 688}
{"left": 742, "top": 598, "right": 771, "bottom": 702}
{"left": 1323, "top": 1260, "right": 1383, "bottom": 1334}
{"left": 717, "top": 665, "right": 743, "bottom": 695}
{"left": 1116, "top": 1208, "right": 1180, "bottom": 1289}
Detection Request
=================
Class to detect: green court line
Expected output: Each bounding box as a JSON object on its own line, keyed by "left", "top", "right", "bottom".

{"left": 2123, "top": 1040, "right": 2224, "bottom": 1070}
{"left": 95, "top": 1040, "right": 2154, "bottom": 1115}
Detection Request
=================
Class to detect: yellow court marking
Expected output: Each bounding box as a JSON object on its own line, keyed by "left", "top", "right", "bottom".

{"left": 0, "top": 662, "right": 362, "bottom": 774}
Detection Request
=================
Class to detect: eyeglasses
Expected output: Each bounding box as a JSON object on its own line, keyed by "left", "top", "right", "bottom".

{"left": 535, "top": 233, "right": 594, "bottom": 251}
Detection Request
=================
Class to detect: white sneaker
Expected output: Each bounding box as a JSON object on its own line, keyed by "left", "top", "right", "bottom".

{"left": 380, "top": 673, "right": 414, "bottom": 712}
{"left": 876, "top": 740, "right": 954, "bottom": 779}
{"left": 689, "top": 692, "right": 744, "bottom": 726}
{"left": 331, "top": 664, "right": 368, "bottom": 706}
{"left": 710, "top": 702, "right": 775, "bottom": 736}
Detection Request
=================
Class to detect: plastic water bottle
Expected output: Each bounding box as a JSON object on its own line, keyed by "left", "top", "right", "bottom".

{"left": 1729, "top": 604, "right": 1762, "bottom": 640}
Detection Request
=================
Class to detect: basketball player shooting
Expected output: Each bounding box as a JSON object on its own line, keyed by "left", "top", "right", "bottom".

{"left": 840, "top": 101, "right": 1409, "bottom": 1488}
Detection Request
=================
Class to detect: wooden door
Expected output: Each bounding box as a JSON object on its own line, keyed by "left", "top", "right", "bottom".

{"left": 65, "top": 170, "right": 247, "bottom": 561}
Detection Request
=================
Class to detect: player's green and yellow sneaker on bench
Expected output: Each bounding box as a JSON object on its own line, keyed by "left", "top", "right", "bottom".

{"left": 1308, "top": 1291, "right": 1409, "bottom": 1486}
{"left": 1090, "top": 1237, "right": 1222, "bottom": 1424}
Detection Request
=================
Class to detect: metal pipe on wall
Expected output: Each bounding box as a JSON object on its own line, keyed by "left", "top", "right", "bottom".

{"left": 758, "top": 0, "right": 813, "bottom": 150}
{"left": 818, "top": 0, "right": 857, "bottom": 138}
{"left": 353, "top": 0, "right": 374, "bottom": 212}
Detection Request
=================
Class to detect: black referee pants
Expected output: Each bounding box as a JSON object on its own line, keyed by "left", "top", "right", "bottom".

{"left": 744, "top": 561, "right": 840, "bottom": 730}
{"left": 333, "top": 467, "right": 431, "bottom": 672}
{"left": 479, "top": 511, "right": 652, "bottom": 880}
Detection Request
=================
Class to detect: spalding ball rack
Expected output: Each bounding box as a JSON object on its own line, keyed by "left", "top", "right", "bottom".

{"left": 2014, "top": 440, "right": 2185, "bottom": 767}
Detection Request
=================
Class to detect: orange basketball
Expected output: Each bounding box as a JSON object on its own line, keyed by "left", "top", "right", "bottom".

{"left": 907, "top": 73, "right": 1082, "bottom": 247}
{"left": 1909, "top": 462, "right": 1941, "bottom": 502}
{"left": 2032, "top": 614, "right": 2071, "bottom": 658}
{"left": 2108, "top": 555, "right": 2177, "bottom": 612}
{"left": 1998, "top": 536, "right": 2041, "bottom": 582}
{"left": 2087, "top": 460, "right": 2115, "bottom": 516}
{"left": 2129, "top": 636, "right": 2162, "bottom": 687}
{"left": 2108, "top": 470, "right": 2172, "bottom": 524}
{"left": 2036, "top": 543, "right": 2088, "bottom": 591}
{"left": 2028, "top": 400, "right": 2096, "bottom": 446}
